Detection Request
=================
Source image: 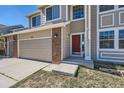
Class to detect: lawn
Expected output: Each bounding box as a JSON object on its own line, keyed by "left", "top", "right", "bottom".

{"left": 12, "top": 66, "right": 124, "bottom": 88}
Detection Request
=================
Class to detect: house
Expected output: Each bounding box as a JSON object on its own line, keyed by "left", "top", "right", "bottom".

{"left": 1, "top": 5, "right": 124, "bottom": 68}
{"left": 0, "top": 24, "right": 25, "bottom": 56}
{"left": 0, "top": 24, "right": 25, "bottom": 35}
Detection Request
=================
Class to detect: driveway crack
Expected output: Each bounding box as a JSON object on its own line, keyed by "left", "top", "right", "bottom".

{"left": 0, "top": 72, "right": 18, "bottom": 81}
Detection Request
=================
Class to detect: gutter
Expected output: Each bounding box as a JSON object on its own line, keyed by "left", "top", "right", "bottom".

{"left": 2, "top": 21, "right": 71, "bottom": 37}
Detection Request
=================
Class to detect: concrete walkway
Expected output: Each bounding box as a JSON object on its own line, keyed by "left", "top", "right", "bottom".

{"left": 0, "top": 58, "right": 78, "bottom": 88}
{"left": 0, "top": 58, "right": 49, "bottom": 88}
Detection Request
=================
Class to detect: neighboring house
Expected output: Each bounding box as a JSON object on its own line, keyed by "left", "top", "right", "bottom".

{"left": 0, "top": 24, "right": 25, "bottom": 35}
{"left": 0, "top": 24, "right": 25, "bottom": 55}
{"left": 2, "top": 5, "right": 124, "bottom": 68}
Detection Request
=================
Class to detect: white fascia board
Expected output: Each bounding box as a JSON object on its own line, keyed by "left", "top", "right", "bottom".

{"left": 2, "top": 21, "right": 71, "bottom": 37}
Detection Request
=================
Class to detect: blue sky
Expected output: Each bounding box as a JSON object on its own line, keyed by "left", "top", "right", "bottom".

{"left": 0, "top": 5, "right": 37, "bottom": 27}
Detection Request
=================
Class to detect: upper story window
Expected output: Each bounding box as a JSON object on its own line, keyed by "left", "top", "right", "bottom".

{"left": 72, "top": 5, "right": 84, "bottom": 20}
{"left": 99, "top": 31, "right": 114, "bottom": 49}
{"left": 119, "top": 5, "right": 124, "bottom": 8}
{"left": 119, "top": 30, "right": 124, "bottom": 49}
{"left": 99, "top": 5, "right": 114, "bottom": 12}
{"left": 46, "top": 5, "right": 60, "bottom": 21}
{"left": 32, "top": 15, "right": 41, "bottom": 27}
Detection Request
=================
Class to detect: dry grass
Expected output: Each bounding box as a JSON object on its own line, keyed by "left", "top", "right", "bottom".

{"left": 12, "top": 67, "right": 124, "bottom": 88}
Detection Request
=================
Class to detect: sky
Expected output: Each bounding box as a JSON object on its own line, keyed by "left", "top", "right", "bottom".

{"left": 0, "top": 5, "right": 37, "bottom": 27}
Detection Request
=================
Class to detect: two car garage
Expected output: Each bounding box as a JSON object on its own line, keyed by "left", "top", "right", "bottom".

{"left": 6, "top": 27, "right": 62, "bottom": 64}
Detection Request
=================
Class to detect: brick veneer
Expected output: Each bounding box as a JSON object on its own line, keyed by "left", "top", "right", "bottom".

{"left": 52, "top": 27, "right": 61, "bottom": 64}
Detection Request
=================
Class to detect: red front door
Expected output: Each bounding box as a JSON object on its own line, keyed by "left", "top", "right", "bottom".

{"left": 72, "top": 35, "right": 80, "bottom": 55}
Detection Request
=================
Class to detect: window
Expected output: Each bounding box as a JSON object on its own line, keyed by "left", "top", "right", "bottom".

{"left": 119, "top": 5, "right": 124, "bottom": 8}
{"left": 99, "top": 31, "right": 114, "bottom": 48}
{"left": 72, "top": 5, "right": 84, "bottom": 20}
{"left": 119, "top": 30, "right": 124, "bottom": 48}
{"left": 46, "top": 5, "right": 60, "bottom": 21}
{"left": 32, "top": 15, "right": 41, "bottom": 27}
{"left": 99, "top": 5, "right": 114, "bottom": 12}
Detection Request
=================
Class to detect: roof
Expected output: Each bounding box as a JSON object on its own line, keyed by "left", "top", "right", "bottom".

{"left": 26, "top": 10, "right": 41, "bottom": 18}
{"left": 37, "top": 5, "right": 47, "bottom": 9}
{"left": 0, "top": 25, "right": 25, "bottom": 35}
{"left": 0, "top": 24, "right": 7, "bottom": 28}
{"left": 2, "top": 21, "right": 71, "bottom": 37}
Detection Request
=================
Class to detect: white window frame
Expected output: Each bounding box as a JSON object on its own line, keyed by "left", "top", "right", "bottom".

{"left": 31, "top": 14, "right": 41, "bottom": 28}
{"left": 99, "top": 30, "right": 115, "bottom": 50}
{"left": 45, "top": 5, "right": 61, "bottom": 22}
{"left": 100, "top": 13, "right": 114, "bottom": 28}
{"left": 97, "top": 27, "right": 124, "bottom": 51}
{"left": 119, "top": 11, "right": 124, "bottom": 25}
{"left": 71, "top": 5, "right": 85, "bottom": 22}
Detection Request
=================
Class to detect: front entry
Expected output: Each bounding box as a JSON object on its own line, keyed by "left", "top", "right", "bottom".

{"left": 72, "top": 35, "right": 80, "bottom": 55}
{"left": 71, "top": 33, "right": 85, "bottom": 57}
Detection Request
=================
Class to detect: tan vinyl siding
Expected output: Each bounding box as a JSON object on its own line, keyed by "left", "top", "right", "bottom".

{"left": 18, "top": 29, "right": 51, "bottom": 40}
{"left": 61, "top": 5, "right": 67, "bottom": 21}
{"left": 70, "top": 20, "right": 85, "bottom": 33}
{"left": 100, "top": 14, "right": 114, "bottom": 27}
{"left": 91, "top": 5, "right": 97, "bottom": 60}
{"left": 19, "top": 38, "right": 52, "bottom": 62}
{"left": 63, "top": 25, "right": 70, "bottom": 59}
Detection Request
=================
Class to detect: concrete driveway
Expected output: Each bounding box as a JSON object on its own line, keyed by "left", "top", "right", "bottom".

{"left": 0, "top": 58, "right": 50, "bottom": 88}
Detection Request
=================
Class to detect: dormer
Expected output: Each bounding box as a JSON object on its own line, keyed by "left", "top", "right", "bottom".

{"left": 39, "top": 5, "right": 68, "bottom": 24}
{"left": 26, "top": 11, "right": 41, "bottom": 28}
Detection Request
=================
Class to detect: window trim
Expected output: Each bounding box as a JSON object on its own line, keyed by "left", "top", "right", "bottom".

{"left": 45, "top": 5, "right": 61, "bottom": 22}
{"left": 100, "top": 13, "right": 114, "bottom": 28}
{"left": 119, "top": 11, "right": 124, "bottom": 25}
{"left": 31, "top": 14, "right": 41, "bottom": 28}
{"left": 98, "top": 27, "right": 124, "bottom": 51}
{"left": 71, "top": 5, "right": 85, "bottom": 22}
{"left": 99, "top": 30, "right": 115, "bottom": 49}
{"left": 97, "top": 6, "right": 124, "bottom": 61}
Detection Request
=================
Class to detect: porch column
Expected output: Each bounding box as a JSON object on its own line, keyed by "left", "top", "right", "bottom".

{"left": 84, "top": 5, "right": 91, "bottom": 60}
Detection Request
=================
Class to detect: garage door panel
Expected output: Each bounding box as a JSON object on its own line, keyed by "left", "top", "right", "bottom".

{"left": 19, "top": 38, "right": 52, "bottom": 62}
{"left": 19, "top": 39, "right": 51, "bottom": 49}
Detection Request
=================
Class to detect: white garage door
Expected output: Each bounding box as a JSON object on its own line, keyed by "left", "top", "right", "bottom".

{"left": 19, "top": 38, "right": 52, "bottom": 62}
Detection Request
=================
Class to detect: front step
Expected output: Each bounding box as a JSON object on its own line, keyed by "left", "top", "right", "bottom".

{"left": 52, "top": 63, "right": 79, "bottom": 77}
{"left": 43, "top": 63, "right": 79, "bottom": 77}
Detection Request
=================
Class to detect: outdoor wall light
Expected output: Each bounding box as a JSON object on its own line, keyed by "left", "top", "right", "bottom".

{"left": 54, "top": 34, "right": 58, "bottom": 38}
